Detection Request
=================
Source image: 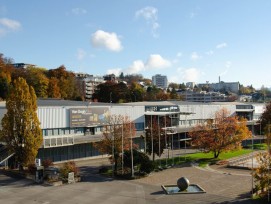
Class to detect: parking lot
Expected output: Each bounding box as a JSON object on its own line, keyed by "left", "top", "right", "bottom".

{"left": 0, "top": 156, "right": 261, "bottom": 204}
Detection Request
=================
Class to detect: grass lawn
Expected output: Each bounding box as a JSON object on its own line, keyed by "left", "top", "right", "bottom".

{"left": 156, "top": 148, "right": 253, "bottom": 168}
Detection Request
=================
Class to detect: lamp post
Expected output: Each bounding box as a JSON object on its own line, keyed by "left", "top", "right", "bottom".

{"left": 122, "top": 123, "right": 124, "bottom": 175}
{"left": 251, "top": 123, "right": 254, "bottom": 198}
{"left": 111, "top": 125, "right": 114, "bottom": 177}
{"left": 158, "top": 116, "right": 161, "bottom": 167}
{"left": 151, "top": 115, "right": 154, "bottom": 161}
{"left": 164, "top": 115, "right": 168, "bottom": 167}
{"left": 130, "top": 121, "right": 134, "bottom": 178}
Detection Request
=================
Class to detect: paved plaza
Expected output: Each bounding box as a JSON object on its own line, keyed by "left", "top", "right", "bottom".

{"left": 0, "top": 155, "right": 262, "bottom": 204}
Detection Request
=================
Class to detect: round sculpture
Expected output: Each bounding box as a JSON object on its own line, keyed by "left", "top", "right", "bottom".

{"left": 177, "top": 177, "right": 190, "bottom": 191}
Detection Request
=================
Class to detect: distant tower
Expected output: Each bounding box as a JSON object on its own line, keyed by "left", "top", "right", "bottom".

{"left": 219, "top": 76, "right": 221, "bottom": 83}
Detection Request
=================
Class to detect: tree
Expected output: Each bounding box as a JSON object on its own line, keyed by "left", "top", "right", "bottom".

{"left": 130, "top": 81, "right": 145, "bottom": 102}
{"left": 189, "top": 108, "right": 251, "bottom": 158}
{"left": 48, "top": 65, "right": 81, "bottom": 100}
{"left": 25, "top": 67, "right": 49, "bottom": 98}
{"left": 253, "top": 152, "right": 271, "bottom": 194}
{"left": 94, "top": 115, "right": 136, "bottom": 174}
{"left": 169, "top": 87, "right": 180, "bottom": 100}
{"left": 260, "top": 102, "right": 271, "bottom": 133}
{"left": 253, "top": 124, "right": 271, "bottom": 195}
{"left": 123, "top": 149, "right": 154, "bottom": 174}
{"left": 0, "top": 77, "right": 42, "bottom": 169}
{"left": 179, "top": 83, "right": 186, "bottom": 91}
{"left": 47, "top": 77, "right": 61, "bottom": 98}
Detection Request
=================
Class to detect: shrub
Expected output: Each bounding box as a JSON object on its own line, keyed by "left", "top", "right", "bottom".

{"left": 27, "top": 163, "right": 36, "bottom": 175}
{"left": 42, "top": 159, "right": 53, "bottom": 168}
{"left": 59, "top": 161, "right": 80, "bottom": 179}
{"left": 123, "top": 149, "right": 154, "bottom": 175}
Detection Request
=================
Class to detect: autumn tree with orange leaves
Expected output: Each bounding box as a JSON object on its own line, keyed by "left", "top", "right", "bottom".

{"left": 94, "top": 115, "right": 136, "bottom": 173}
{"left": 189, "top": 108, "right": 251, "bottom": 158}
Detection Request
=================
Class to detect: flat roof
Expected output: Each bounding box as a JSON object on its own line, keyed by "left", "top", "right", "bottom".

{"left": 0, "top": 99, "right": 265, "bottom": 108}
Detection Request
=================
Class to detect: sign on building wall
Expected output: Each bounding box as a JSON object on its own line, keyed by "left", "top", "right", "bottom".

{"left": 69, "top": 107, "right": 110, "bottom": 127}
{"left": 145, "top": 105, "right": 180, "bottom": 112}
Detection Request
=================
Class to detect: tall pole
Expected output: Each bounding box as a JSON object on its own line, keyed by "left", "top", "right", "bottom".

{"left": 158, "top": 116, "right": 161, "bottom": 167}
{"left": 185, "top": 114, "right": 187, "bottom": 161}
{"left": 171, "top": 115, "right": 174, "bottom": 166}
{"left": 151, "top": 115, "right": 153, "bottom": 161}
{"left": 251, "top": 123, "right": 254, "bottom": 198}
{"left": 268, "top": 124, "right": 270, "bottom": 202}
{"left": 111, "top": 124, "right": 114, "bottom": 177}
{"left": 122, "top": 122, "right": 124, "bottom": 175}
{"left": 164, "top": 115, "right": 167, "bottom": 166}
{"left": 130, "top": 121, "right": 134, "bottom": 178}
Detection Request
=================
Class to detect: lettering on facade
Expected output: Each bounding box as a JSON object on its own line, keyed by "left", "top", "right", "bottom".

{"left": 69, "top": 107, "right": 110, "bottom": 127}
{"left": 145, "top": 105, "right": 180, "bottom": 112}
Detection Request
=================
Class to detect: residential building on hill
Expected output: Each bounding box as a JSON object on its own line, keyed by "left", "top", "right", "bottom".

{"left": 178, "top": 91, "right": 229, "bottom": 102}
{"left": 198, "top": 78, "right": 240, "bottom": 94}
{"left": 75, "top": 73, "right": 104, "bottom": 101}
{"left": 152, "top": 74, "right": 168, "bottom": 89}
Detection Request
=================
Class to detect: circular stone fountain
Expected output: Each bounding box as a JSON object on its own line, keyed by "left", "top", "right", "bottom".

{"left": 177, "top": 177, "right": 190, "bottom": 191}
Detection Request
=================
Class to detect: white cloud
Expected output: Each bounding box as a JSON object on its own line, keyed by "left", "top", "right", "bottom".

{"left": 0, "top": 18, "right": 21, "bottom": 30}
{"left": 219, "top": 61, "right": 232, "bottom": 76}
{"left": 91, "top": 30, "right": 123, "bottom": 52}
{"left": 0, "top": 18, "right": 21, "bottom": 37}
{"left": 125, "top": 54, "right": 171, "bottom": 74}
{"left": 205, "top": 50, "right": 214, "bottom": 56}
{"left": 76, "top": 48, "right": 86, "bottom": 60}
{"left": 126, "top": 60, "right": 145, "bottom": 74}
{"left": 146, "top": 54, "right": 171, "bottom": 69}
{"left": 225, "top": 61, "right": 232, "bottom": 68}
{"left": 190, "top": 52, "right": 202, "bottom": 60}
{"left": 183, "top": 68, "right": 201, "bottom": 82}
{"left": 135, "top": 6, "right": 160, "bottom": 38}
{"left": 71, "top": 8, "right": 87, "bottom": 15}
{"left": 106, "top": 68, "right": 122, "bottom": 76}
{"left": 216, "top": 42, "right": 227, "bottom": 49}
{"left": 169, "top": 67, "right": 201, "bottom": 83}
{"left": 176, "top": 52, "right": 182, "bottom": 57}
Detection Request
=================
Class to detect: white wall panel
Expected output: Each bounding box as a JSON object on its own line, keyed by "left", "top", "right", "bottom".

{"left": 111, "top": 106, "right": 145, "bottom": 123}
{"left": 38, "top": 107, "right": 68, "bottom": 129}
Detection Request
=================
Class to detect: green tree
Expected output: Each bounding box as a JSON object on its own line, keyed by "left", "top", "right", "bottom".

{"left": 130, "top": 81, "right": 145, "bottom": 102}
{"left": 169, "top": 87, "right": 180, "bottom": 100}
{"left": 123, "top": 149, "right": 154, "bottom": 174}
{"left": 189, "top": 108, "right": 251, "bottom": 158}
{"left": 0, "top": 78, "right": 42, "bottom": 170}
{"left": 179, "top": 83, "right": 186, "bottom": 90}
{"left": 25, "top": 67, "right": 49, "bottom": 98}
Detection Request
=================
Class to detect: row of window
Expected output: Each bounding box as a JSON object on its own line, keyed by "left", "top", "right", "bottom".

{"left": 42, "top": 123, "right": 145, "bottom": 137}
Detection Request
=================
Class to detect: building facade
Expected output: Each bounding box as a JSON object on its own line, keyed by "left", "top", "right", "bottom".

{"left": 198, "top": 81, "right": 240, "bottom": 94}
{"left": 0, "top": 100, "right": 265, "bottom": 164}
{"left": 178, "top": 91, "right": 229, "bottom": 102}
{"left": 75, "top": 73, "right": 104, "bottom": 101}
{"left": 152, "top": 74, "right": 168, "bottom": 89}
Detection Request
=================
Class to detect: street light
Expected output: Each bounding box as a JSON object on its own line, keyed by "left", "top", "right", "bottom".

{"left": 130, "top": 121, "right": 134, "bottom": 178}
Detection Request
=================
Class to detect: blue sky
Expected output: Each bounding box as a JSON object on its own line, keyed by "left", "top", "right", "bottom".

{"left": 1, "top": 0, "right": 271, "bottom": 89}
